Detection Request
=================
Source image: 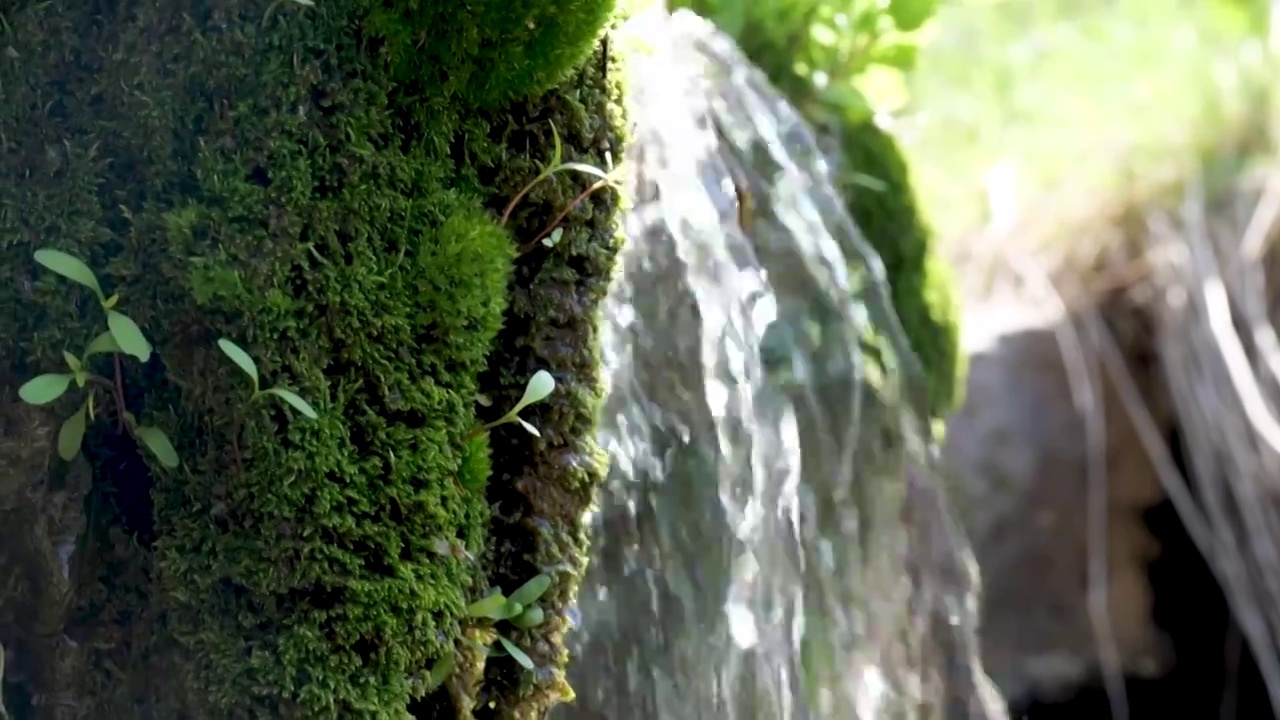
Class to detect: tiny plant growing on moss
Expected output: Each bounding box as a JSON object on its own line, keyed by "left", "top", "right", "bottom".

{"left": 498, "top": 121, "right": 623, "bottom": 253}
{"left": 464, "top": 572, "right": 554, "bottom": 670}
{"left": 519, "top": 156, "right": 625, "bottom": 255}
{"left": 217, "top": 338, "right": 317, "bottom": 475}
{"left": 467, "top": 370, "right": 555, "bottom": 439}
{"left": 216, "top": 338, "right": 318, "bottom": 419}
{"left": 423, "top": 573, "right": 553, "bottom": 693}
{"left": 17, "top": 249, "right": 179, "bottom": 467}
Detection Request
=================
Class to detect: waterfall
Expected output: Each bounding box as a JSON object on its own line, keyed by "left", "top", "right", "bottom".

{"left": 559, "top": 10, "right": 1006, "bottom": 720}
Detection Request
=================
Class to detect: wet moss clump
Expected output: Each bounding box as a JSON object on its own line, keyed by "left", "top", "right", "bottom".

{"left": 0, "top": 0, "right": 621, "bottom": 717}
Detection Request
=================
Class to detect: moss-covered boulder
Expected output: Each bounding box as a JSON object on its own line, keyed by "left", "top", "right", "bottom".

{"left": 0, "top": 0, "right": 624, "bottom": 717}
{"left": 669, "top": 0, "right": 964, "bottom": 416}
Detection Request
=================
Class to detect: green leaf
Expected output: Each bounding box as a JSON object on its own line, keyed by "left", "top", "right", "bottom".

{"left": 545, "top": 121, "right": 563, "bottom": 173}
{"left": 887, "top": 0, "right": 938, "bottom": 32}
{"left": 497, "top": 637, "right": 535, "bottom": 670}
{"left": 425, "top": 652, "right": 455, "bottom": 692}
{"left": 872, "top": 42, "right": 919, "bottom": 72}
{"left": 516, "top": 417, "right": 540, "bottom": 437}
{"left": 825, "top": 83, "right": 872, "bottom": 121}
{"left": 500, "top": 600, "right": 524, "bottom": 621}
{"left": 33, "top": 249, "right": 105, "bottom": 302}
{"left": 509, "top": 573, "right": 552, "bottom": 606}
{"left": 512, "top": 605, "right": 545, "bottom": 629}
{"left": 542, "top": 227, "right": 564, "bottom": 248}
{"left": 62, "top": 351, "right": 81, "bottom": 373}
{"left": 135, "top": 425, "right": 179, "bottom": 469}
{"left": 467, "top": 592, "right": 509, "bottom": 620}
{"left": 107, "top": 311, "right": 152, "bottom": 362}
{"left": 103, "top": 293, "right": 120, "bottom": 309}
{"left": 511, "top": 370, "right": 555, "bottom": 414}
{"left": 217, "top": 338, "right": 259, "bottom": 391}
{"left": 262, "top": 387, "right": 318, "bottom": 419}
{"left": 712, "top": 1, "right": 748, "bottom": 38}
{"left": 553, "top": 162, "right": 611, "bottom": 182}
{"left": 18, "top": 374, "right": 73, "bottom": 405}
{"left": 84, "top": 331, "right": 122, "bottom": 358}
{"left": 57, "top": 403, "right": 88, "bottom": 461}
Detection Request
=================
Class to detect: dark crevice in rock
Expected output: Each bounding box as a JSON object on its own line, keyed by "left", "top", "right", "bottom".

{"left": 1010, "top": 427, "right": 1272, "bottom": 720}
{"left": 82, "top": 424, "right": 156, "bottom": 545}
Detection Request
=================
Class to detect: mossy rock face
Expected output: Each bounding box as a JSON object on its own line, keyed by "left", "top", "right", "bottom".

{"left": 835, "top": 118, "right": 964, "bottom": 416}
{"left": 0, "top": 0, "right": 622, "bottom": 717}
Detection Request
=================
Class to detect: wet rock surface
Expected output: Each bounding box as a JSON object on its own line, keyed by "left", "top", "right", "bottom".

{"left": 559, "top": 12, "right": 1006, "bottom": 720}
{"left": 0, "top": 380, "right": 93, "bottom": 720}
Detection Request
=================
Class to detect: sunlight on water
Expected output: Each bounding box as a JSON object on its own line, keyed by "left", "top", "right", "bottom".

{"left": 557, "top": 8, "right": 1003, "bottom": 720}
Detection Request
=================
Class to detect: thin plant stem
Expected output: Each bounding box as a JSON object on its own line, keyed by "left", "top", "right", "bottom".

{"left": 113, "top": 353, "right": 127, "bottom": 432}
{"left": 519, "top": 179, "right": 615, "bottom": 254}
{"left": 500, "top": 177, "right": 548, "bottom": 227}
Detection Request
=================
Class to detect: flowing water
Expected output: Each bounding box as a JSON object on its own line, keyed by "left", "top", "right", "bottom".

{"left": 558, "top": 11, "right": 1006, "bottom": 720}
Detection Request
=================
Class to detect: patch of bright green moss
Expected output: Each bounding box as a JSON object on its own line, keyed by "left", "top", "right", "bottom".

{"left": 835, "top": 117, "right": 964, "bottom": 416}
{"left": 0, "top": 0, "right": 620, "bottom": 716}
{"left": 366, "top": 0, "right": 617, "bottom": 109}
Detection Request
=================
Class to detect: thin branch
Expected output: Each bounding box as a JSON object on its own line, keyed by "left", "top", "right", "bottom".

{"left": 1009, "top": 255, "right": 1129, "bottom": 720}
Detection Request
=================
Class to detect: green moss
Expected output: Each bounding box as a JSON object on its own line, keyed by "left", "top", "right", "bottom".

{"left": 835, "top": 118, "right": 964, "bottom": 415}
{"left": 366, "top": 0, "right": 617, "bottom": 109}
{"left": 0, "top": 0, "right": 623, "bottom": 717}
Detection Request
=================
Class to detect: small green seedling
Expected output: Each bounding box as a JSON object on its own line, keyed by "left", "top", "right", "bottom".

{"left": 217, "top": 338, "right": 318, "bottom": 420}
{"left": 33, "top": 249, "right": 152, "bottom": 361}
{"left": 541, "top": 227, "right": 565, "bottom": 249}
{"left": 472, "top": 370, "right": 555, "bottom": 438}
{"left": 463, "top": 573, "right": 554, "bottom": 672}
{"left": 520, "top": 153, "right": 625, "bottom": 255}
{"left": 499, "top": 121, "right": 620, "bottom": 229}
{"left": 17, "top": 249, "right": 177, "bottom": 467}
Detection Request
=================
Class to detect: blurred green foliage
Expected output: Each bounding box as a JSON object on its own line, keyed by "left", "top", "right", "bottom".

{"left": 904, "top": 0, "right": 1275, "bottom": 247}
{"left": 680, "top": 0, "right": 939, "bottom": 119}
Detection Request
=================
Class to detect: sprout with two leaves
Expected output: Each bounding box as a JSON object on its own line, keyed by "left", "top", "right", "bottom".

{"left": 470, "top": 369, "right": 556, "bottom": 439}
{"left": 216, "top": 338, "right": 318, "bottom": 420}
{"left": 17, "top": 249, "right": 178, "bottom": 467}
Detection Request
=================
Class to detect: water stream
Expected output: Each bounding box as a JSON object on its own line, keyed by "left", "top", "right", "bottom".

{"left": 559, "top": 11, "right": 1005, "bottom": 720}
